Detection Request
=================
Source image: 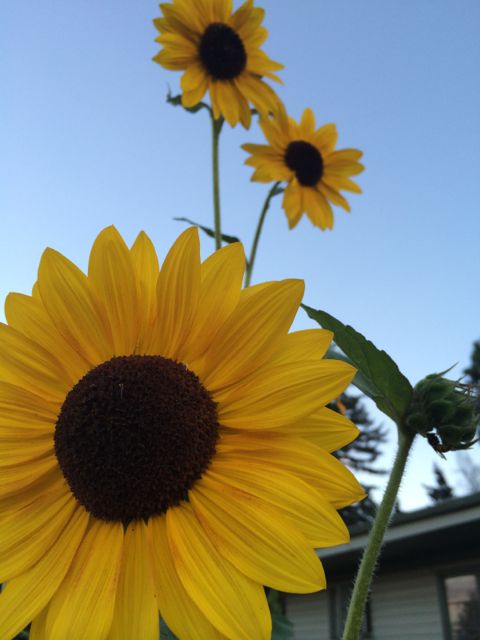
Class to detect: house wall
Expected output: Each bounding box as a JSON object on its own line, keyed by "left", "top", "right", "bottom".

{"left": 369, "top": 570, "right": 444, "bottom": 639}
{"left": 286, "top": 569, "right": 444, "bottom": 639}
{"left": 287, "top": 592, "right": 330, "bottom": 639}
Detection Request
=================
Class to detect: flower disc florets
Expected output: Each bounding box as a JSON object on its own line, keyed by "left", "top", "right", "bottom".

{"left": 199, "top": 23, "right": 247, "bottom": 80}
{"left": 55, "top": 355, "right": 219, "bottom": 522}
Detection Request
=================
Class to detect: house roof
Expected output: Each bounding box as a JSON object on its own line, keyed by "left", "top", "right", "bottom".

{"left": 317, "top": 491, "right": 480, "bottom": 578}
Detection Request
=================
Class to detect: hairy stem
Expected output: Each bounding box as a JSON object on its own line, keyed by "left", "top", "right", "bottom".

{"left": 244, "top": 182, "right": 282, "bottom": 287}
{"left": 342, "top": 429, "right": 414, "bottom": 640}
{"left": 210, "top": 114, "right": 224, "bottom": 250}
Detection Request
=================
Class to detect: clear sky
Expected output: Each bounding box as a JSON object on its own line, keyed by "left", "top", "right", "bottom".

{"left": 1, "top": 1, "right": 479, "bottom": 509}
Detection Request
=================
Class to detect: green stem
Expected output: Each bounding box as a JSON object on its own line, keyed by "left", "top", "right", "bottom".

{"left": 244, "top": 182, "right": 282, "bottom": 287}
{"left": 210, "top": 114, "right": 223, "bottom": 250}
{"left": 342, "top": 429, "right": 414, "bottom": 640}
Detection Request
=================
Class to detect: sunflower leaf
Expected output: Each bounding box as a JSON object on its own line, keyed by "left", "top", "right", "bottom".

{"left": 173, "top": 217, "right": 242, "bottom": 245}
{"left": 303, "top": 305, "right": 413, "bottom": 424}
{"left": 166, "top": 90, "right": 210, "bottom": 115}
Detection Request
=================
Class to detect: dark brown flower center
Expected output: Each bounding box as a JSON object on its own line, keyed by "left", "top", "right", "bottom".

{"left": 285, "top": 140, "right": 324, "bottom": 186}
{"left": 199, "top": 22, "right": 247, "bottom": 80}
{"left": 54, "top": 355, "right": 219, "bottom": 522}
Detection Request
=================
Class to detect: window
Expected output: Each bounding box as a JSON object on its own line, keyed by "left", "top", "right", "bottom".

{"left": 444, "top": 574, "right": 480, "bottom": 640}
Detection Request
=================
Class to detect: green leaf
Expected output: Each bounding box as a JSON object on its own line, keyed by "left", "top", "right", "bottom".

{"left": 166, "top": 91, "right": 210, "bottom": 115}
{"left": 174, "top": 217, "right": 242, "bottom": 245}
{"left": 303, "top": 305, "right": 413, "bottom": 423}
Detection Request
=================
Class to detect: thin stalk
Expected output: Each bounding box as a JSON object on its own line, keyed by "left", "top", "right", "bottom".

{"left": 210, "top": 114, "right": 223, "bottom": 250}
{"left": 244, "top": 182, "right": 282, "bottom": 287}
{"left": 342, "top": 429, "right": 414, "bottom": 640}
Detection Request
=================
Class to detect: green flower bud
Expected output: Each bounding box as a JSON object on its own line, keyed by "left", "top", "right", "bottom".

{"left": 405, "top": 371, "right": 478, "bottom": 454}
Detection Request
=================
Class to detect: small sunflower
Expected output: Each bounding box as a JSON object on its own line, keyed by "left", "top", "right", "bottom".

{"left": 243, "top": 105, "right": 365, "bottom": 229}
{"left": 153, "top": 0, "right": 283, "bottom": 128}
{"left": 0, "top": 226, "right": 363, "bottom": 640}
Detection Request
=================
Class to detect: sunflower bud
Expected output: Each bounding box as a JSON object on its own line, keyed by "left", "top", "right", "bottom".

{"left": 405, "top": 372, "right": 478, "bottom": 453}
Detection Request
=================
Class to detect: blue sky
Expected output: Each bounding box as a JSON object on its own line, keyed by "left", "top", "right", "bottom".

{"left": 1, "top": 1, "right": 479, "bottom": 509}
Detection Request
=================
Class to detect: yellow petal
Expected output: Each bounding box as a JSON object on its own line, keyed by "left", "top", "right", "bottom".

{"left": 0, "top": 466, "right": 63, "bottom": 516}
{"left": 318, "top": 181, "right": 351, "bottom": 212}
{"left": 30, "top": 606, "right": 49, "bottom": 640}
{"left": 217, "top": 360, "right": 355, "bottom": 428}
{"left": 46, "top": 519, "right": 123, "bottom": 640}
{"left": 299, "top": 108, "right": 316, "bottom": 136}
{"left": 182, "top": 242, "right": 245, "bottom": 362}
{"left": 0, "top": 455, "right": 58, "bottom": 500}
{"left": 234, "top": 74, "right": 279, "bottom": 115}
{"left": 130, "top": 231, "right": 160, "bottom": 352}
{"left": 0, "top": 323, "right": 70, "bottom": 402}
{"left": 269, "top": 328, "right": 333, "bottom": 365}
{"left": 276, "top": 406, "right": 360, "bottom": 452}
{"left": 0, "top": 505, "right": 88, "bottom": 640}
{"left": 205, "top": 458, "right": 349, "bottom": 547}
{"left": 190, "top": 476, "right": 326, "bottom": 592}
{"left": 149, "top": 516, "right": 223, "bottom": 640}
{"left": 311, "top": 123, "right": 338, "bottom": 152}
{"left": 0, "top": 380, "right": 58, "bottom": 430}
{"left": 160, "top": 2, "right": 203, "bottom": 36}
{"left": 182, "top": 76, "right": 209, "bottom": 108}
{"left": 88, "top": 226, "right": 139, "bottom": 355}
{"left": 0, "top": 436, "right": 53, "bottom": 466}
{"left": 212, "top": 81, "right": 240, "bottom": 127}
{"left": 38, "top": 248, "right": 113, "bottom": 365}
{"left": 195, "top": 279, "right": 304, "bottom": 391}
{"left": 167, "top": 503, "right": 271, "bottom": 640}
{"left": 146, "top": 227, "right": 200, "bottom": 359}
{"left": 107, "top": 521, "right": 158, "bottom": 640}
{"left": 0, "top": 489, "right": 75, "bottom": 582}
{"left": 181, "top": 62, "right": 206, "bottom": 92}
{"left": 282, "top": 180, "right": 303, "bottom": 228}
{"left": 217, "top": 433, "right": 365, "bottom": 508}
{"left": 5, "top": 293, "right": 90, "bottom": 385}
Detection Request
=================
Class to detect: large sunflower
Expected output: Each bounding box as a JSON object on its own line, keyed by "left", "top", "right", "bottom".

{"left": 153, "top": 0, "right": 283, "bottom": 128}
{"left": 0, "top": 226, "right": 363, "bottom": 640}
{"left": 243, "top": 105, "right": 364, "bottom": 229}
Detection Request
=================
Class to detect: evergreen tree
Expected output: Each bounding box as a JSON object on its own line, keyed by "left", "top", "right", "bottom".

{"left": 424, "top": 463, "right": 454, "bottom": 503}
{"left": 464, "top": 340, "right": 480, "bottom": 418}
{"left": 329, "top": 392, "right": 388, "bottom": 526}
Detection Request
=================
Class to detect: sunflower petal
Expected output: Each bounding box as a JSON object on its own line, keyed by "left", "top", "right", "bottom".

{"left": 88, "top": 226, "right": 139, "bottom": 355}
{"left": 0, "top": 490, "right": 75, "bottom": 582}
{"left": 0, "top": 505, "right": 88, "bottom": 640}
{"left": 195, "top": 279, "right": 304, "bottom": 390}
{"left": 130, "top": 231, "right": 159, "bottom": 351}
{"left": 147, "top": 227, "right": 201, "bottom": 359}
{"left": 217, "top": 359, "right": 355, "bottom": 428}
{"left": 182, "top": 242, "right": 245, "bottom": 361}
{"left": 149, "top": 516, "right": 223, "bottom": 640}
{"left": 107, "top": 521, "right": 158, "bottom": 640}
{"left": 217, "top": 433, "right": 365, "bottom": 508}
{"left": 190, "top": 476, "right": 326, "bottom": 592}
{"left": 167, "top": 503, "right": 271, "bottom": 640}
{"left": 205, "top": 458, "right": 349, "bottom": 547}
{"left": 5, "top": 293, "right": 90, "bottom": 384}
{"left": 0, "top": 323, "right": 70, "bottom": 402}
{"left": 46, "top": 519, "right": 123, "bottom": 640}
{"left": 38, "top": 248, "right": 113, "bottom": 365}
{"left": 276, "top": 406, "right": 360, "bottom": 452}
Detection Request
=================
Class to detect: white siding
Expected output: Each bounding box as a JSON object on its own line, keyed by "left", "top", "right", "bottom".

{"left": 286, "top": 592, "right": 330, "bottom": 639}
{"left": 370, "top": 570, "right": 443, "bottom": 639}
{"left": 285, "top": 569, "right": 445, "bottom": 639}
